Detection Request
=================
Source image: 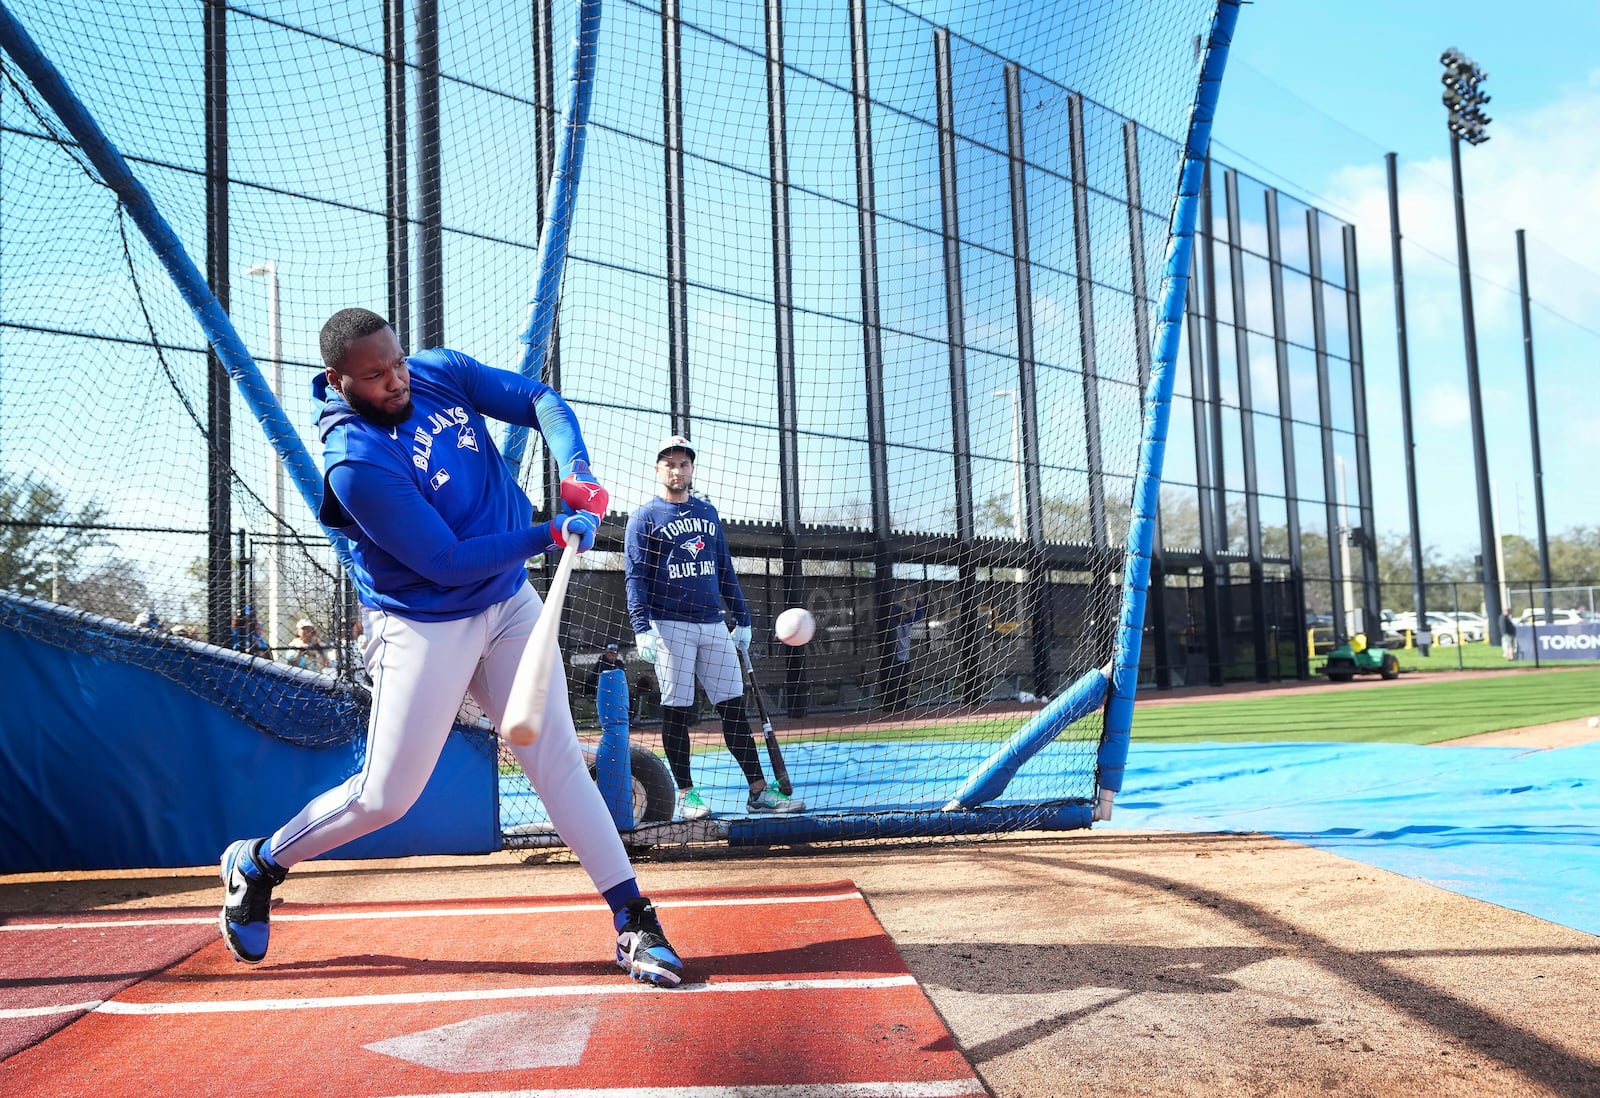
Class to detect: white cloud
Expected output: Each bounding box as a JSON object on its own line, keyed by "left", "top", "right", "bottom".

{"left": 1312, "top": 80, "right": 1600, "bottom": 552}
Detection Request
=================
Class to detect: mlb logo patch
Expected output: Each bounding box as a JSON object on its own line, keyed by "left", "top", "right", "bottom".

{"left": 430, "top": 469, "right": 451, "bottom": 491}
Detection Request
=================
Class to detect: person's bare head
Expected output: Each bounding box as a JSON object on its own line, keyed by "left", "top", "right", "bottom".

{"left": 320, "top": 308, "right": 412, "bottom": 427}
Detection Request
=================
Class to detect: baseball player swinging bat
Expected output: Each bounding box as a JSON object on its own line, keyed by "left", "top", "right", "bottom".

{"left": 501, "top": 539, "right": 581, "bottom": 746}
{"left": 735, "top": 644, "right": 792, "bottom": 796}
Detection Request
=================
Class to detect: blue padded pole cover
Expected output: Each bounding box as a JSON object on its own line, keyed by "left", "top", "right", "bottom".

{"left": 1101, "top": 0, "right": 1242, "bottom": 798}
{"left": 504, "top": 0, "right": 602, "bottom": 477}
{"left": 593, "top": 666, "right": 634, "bottom": 830}
{"left": 942, "top": 667, "right": 1108, "bottom": 809}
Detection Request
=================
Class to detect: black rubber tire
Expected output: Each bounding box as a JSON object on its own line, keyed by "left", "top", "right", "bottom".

{"left": 1328, "top": 672, "right": 1354, "bottom": 683}
{"left": 1380, "top": 653, "right": 1400, "bottom": 680}
{"left": 587, "top": 744, "right": 676, "bottom": 825}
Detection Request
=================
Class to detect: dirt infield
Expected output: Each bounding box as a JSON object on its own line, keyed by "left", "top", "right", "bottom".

{"left": 5, "top": 811, "right": 1597, "bottom": 1097}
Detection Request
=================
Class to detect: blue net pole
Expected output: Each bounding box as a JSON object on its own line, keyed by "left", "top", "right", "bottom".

{"left": 0, "top": 0, "right": 351, "bottom": 567}
{"left": 1099, "top": 0, "right": 1243, "bottom": 809}
{"left": 503, "top": 0, "right": 602, "bottom": 478}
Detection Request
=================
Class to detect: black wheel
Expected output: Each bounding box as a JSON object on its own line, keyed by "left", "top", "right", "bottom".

{"left": 1328, "top": 672, "right": 1354, "bottom": 683}
{"left": 1380, "top": 653, "right": 1400, "bottom": 680}
{"left": 585, "top": 744, "right": 677, "bottom": 824}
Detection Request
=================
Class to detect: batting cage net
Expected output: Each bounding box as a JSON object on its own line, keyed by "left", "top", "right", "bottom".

{"left": 0, "top": 0, "right": 1233, "bottom": 853}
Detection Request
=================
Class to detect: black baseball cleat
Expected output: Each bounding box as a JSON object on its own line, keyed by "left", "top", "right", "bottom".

{"left": 615, "top": 897, "right": 685, "bottom": 988}
{"left": 219, "top": 837, "right": 287, "bottom": 963}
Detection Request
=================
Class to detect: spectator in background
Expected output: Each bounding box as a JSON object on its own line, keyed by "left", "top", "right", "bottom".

{"left": 1500, "top": 610, "right": 1518, "bottom": 661}
{"left": 882, "top": 594, "right": 925, "bottom": 714}
{"left": 286, "top": 618, "right": 332, "bottom": 673}
{"left": 231, "top": 607, "right": 272, "bottom": 659}
{"left": 588, "top": 642, "right": 624, "bottom": 698}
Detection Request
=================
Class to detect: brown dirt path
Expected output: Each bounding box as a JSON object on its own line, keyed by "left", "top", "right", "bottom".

{"left": 5, "top": 829, "right": 1597, "bottom": 1097}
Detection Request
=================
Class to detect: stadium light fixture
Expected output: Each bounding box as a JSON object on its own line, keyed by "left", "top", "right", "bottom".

{"left": 1440, "top": 48, "right": 1491, "bottom": 146}
{"left": 1438, "top": 47, "right": 1504, "bottom": 643}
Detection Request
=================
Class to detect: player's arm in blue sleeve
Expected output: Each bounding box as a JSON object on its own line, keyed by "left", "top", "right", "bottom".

{"left": 329, "top": 461, "right": 559, "bottom": 585}
{"left": 623, "top": 508, "right": 656, "bottom": 635}
{"left": 441, "top": 349, "right": 590, "bottom": 474}
{"left": 715, "top": 524, "right": 751, "bottom": 628}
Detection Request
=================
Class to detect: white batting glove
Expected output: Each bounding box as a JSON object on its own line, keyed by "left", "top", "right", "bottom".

{"left": 634, "top": 628, "right": 662, "bottom": 666}
{"left": 731, "top": 624, "right": 752, "bottom": 655}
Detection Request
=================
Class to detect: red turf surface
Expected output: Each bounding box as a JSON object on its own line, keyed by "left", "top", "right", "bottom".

{"left": 0, "top": 908, "right": 216, "bottom": 1061}
{"left": 1, "top": 881, "right": 980, "bottom": 1097}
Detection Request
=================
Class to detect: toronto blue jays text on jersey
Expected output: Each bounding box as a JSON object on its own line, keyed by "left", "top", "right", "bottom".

{"left": 314, "top": 348, "right": 587, "bottom": 621}
{"left": 624, "top": 495, "right": 750, "bottom": 634}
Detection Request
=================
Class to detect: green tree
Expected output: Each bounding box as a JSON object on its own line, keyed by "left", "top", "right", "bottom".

{"left": 0, "top": 473, "right": 108, "bottom": 599}
{"left": 1500, "top": 527, "right": 1600, "bottom": 587}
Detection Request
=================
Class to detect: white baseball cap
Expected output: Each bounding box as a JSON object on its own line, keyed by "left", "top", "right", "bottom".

{"left": 655, "top": 434, "right": 695, "bottom": 461}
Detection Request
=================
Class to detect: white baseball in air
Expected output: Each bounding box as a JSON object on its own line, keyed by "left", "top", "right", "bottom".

{"left": 774, "top": 607, "right": 816, "bottom": 647}
{"left": 1589, "top": 716, "right": 1599, "bottom": 729}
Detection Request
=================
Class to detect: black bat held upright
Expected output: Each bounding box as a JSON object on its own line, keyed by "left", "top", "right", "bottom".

{"left": 736, "top": 646, "right": 792, "bottom": 797}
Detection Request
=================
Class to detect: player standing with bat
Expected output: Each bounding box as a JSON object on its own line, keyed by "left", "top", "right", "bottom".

{"left": 218, "top": 308, "right": 684, "bottom": 988}
{"left": 624, "top": 435, "right": 805, "bottom": 820}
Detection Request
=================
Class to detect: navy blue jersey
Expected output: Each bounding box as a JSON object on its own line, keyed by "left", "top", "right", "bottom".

{"left": 624, "top": 494, "right": 750, "bottom": 633}
{"left": 314, "top": 348, "right": 587, "bottom": 620}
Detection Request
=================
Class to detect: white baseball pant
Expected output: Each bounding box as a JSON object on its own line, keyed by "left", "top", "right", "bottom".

{"left": 267, "top": 582, "right": 634, "bottom": 894}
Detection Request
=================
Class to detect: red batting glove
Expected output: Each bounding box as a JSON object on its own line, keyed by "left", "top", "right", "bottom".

{"left": 560, "top": 458, "right": 609, "bottom": 517}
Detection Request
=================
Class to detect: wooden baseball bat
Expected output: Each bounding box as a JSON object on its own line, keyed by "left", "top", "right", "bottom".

{"left": 501, "top": 539, "right": 580, "bottom": 746}
{"left": 737, "top": 644, "right": 792, "bottom": 796}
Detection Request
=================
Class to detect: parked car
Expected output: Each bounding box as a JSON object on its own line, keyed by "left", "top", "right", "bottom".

{"left": 1387, "top": 611, "right": 1481, "bottom": 646}
{"left": 1517, "top": 608, "right": 1583, "bottom": 627}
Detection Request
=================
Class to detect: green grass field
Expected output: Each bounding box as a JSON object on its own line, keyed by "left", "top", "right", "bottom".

{"left": 592, "top": 666, "right": 1600, "bottom": 765}
{"left": 1131, "top": 666, "right": 1600, "bottom": 745}
{"left": 1370, "top": 640, "right": 1564, "bottom": 673}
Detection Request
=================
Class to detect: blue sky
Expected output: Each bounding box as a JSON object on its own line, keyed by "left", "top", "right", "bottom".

{"left": 1209, "top": 1, "right": 1600, "bottom": 560}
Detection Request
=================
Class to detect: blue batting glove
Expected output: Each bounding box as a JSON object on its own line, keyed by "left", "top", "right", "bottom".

{"left": 551, "top": 507, "right": 598, "bottom": 553}
{"left": 635, "top": 627, "right": 662, "bottom": 666}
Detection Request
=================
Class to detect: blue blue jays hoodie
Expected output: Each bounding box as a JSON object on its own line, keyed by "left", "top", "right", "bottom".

{"left": 624, "top": 494, "right": 750, "bottom": 634}
{"left": 314, "top": 348, "right": 586, "bottom": 620}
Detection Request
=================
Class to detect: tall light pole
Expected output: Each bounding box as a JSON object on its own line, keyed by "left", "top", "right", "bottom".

{"left": 1439, "top": 48, "right": 1503, "bottom": 638}
{"left": 1515, "top": 229, "right": 1554, "bottom": 620}
{"left": 244, "top": 260, "right": 283, "bottom": 656}
{"left": 992, "top": 389, "right": 1023, "bottom": 540}
{"left": 1336, "top": 456, "right": 1357, "bottom": 638}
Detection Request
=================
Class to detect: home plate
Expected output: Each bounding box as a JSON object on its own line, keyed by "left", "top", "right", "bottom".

{"left": 364, "top": 1007, "right": 597, "bottom": 1072}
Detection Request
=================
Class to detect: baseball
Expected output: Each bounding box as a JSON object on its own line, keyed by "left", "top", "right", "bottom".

{"left": 1588, "top": 717, "right": 1599, "bottom": 729}
{"left": 774, "top": 607, "right": 816, "bottom": 647}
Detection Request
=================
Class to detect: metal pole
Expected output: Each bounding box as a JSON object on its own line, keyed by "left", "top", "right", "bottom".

{"left": 245, "top": 261, "right": 282, "bottom": 653}
{"left": 1448, "top": 133, "right": 1503, "bottom": 638}
{"left": 766, "top": 0, "right": 808, "bottom": 715}
{"left": 384, "top": 0, "right": 409, "bottom": 347}
{"left": 662, "top": 0, "right": 690, "bottom": 434}
{"left": 934, "top": 27, "right": 982, "bottom": 702}
{"left": 415, "top": 0, "right": 443, "bottom": 349}
{"left": 1515, "top": 229, "right": 1554, "bottom": 620}
{"left": 204, "top": 0, "right": 231, "bottom": 648}
{"left": 1386, "top": 153, "right": 1428, "bottom": 651}
{"left": 1264, "top": 189, "right": 1307, "bottom": 679}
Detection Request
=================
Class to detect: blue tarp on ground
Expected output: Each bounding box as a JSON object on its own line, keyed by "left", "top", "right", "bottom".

{"left": 1102, "top": 740, "right": 1600, "bottom": 937}
{"left": 504, "top": 735, "right": 1599, "bottom": 937}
